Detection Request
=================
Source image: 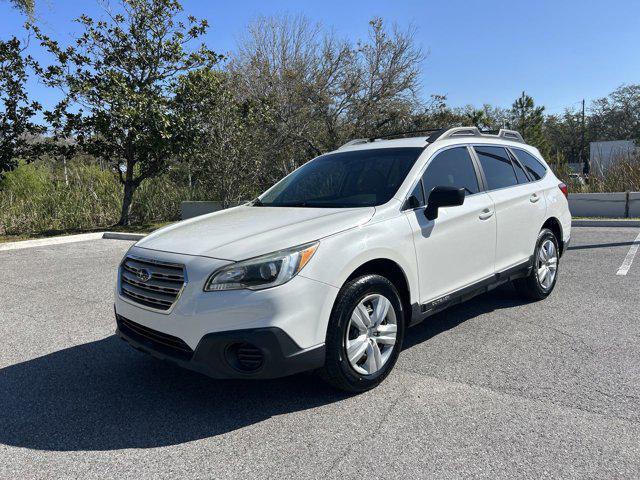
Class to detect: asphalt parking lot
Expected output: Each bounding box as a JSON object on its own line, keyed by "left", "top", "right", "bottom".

{"left": 1, "top": 226, "right": 640, "bottom": 479}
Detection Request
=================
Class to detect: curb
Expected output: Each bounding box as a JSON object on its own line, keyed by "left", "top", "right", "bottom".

{"left": 572, "top": 219, "right": 640, "bottom": 228}
{"left": 0, "top": 232, "right": 104, "bottom": 251}
{"left": 0, "top": 231, "right": 146, "bottom": 251}
{"left": 102, "top": 232, "right": 146, "bottom": 241}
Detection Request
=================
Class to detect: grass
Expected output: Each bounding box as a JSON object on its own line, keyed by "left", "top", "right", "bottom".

{"left": 0, "top": 159, "right": 209, "bottom": 239}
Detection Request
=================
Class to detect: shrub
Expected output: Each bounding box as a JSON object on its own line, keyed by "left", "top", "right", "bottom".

{"left": 0, "top": 160, "right": 210, "bottom": 235}
{"left": 0, "top": 161, "right": 120, "bottom": 234}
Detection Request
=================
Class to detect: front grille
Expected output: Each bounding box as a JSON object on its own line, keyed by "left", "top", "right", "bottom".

{"left": 120, "top": 255, "right": 185, "bottom": 311}
{"left": 117, "top": 314, "right": 193, "bottom": 361}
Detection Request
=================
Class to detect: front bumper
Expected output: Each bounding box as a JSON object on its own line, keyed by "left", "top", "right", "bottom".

{"left": 116, "top": 313, "right": 325, "bottom": 379}
{"left": 115, "top": 245, "right": 339, "bottom": 350}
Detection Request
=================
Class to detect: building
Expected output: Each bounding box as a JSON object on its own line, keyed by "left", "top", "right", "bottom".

{"left": 589, "top": 140, "right": 638, "bottom": 176}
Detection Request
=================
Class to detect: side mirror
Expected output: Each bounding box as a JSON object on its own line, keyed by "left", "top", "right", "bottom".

{"left": 425, "top": 186, "right": 465, "bottom": 220}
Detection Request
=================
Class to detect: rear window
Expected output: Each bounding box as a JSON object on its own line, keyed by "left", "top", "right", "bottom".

{"left": 511, "top": 148, "right": 547, "bottom": 180}
{"left": 474, "top": 146, "right": 518, "bottom": 190}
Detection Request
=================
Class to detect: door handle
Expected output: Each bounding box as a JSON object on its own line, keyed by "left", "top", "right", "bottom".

{"left": 530, "top": 193, "right": 540, "bottom": 203}
{"left": 479, "top": 208, "right": 494, "bottom": 220}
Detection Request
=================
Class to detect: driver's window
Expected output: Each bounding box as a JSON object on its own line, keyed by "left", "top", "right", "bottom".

{"left": 422, "top": 147, "right": 479, "bottom": 199}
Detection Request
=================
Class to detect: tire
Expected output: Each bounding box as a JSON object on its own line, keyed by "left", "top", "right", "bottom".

{"left": 514, "top": 228, "right": 560, "bottom": 300}
{"left": 319, "top": 274, "right": 405, "bottom": 393}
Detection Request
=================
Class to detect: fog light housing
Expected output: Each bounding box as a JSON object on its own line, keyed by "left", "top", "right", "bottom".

{"left": 225, "top": 342, "right": 264, "bottom": 372}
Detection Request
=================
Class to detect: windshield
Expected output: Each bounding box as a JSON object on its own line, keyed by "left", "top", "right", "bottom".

{"left": 258, "top": 147, "right": 423, "bottom": 208}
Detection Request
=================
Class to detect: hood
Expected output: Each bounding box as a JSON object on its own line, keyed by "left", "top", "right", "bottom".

{"left": 136, "top": 205, "right": 375, "bottom": 260}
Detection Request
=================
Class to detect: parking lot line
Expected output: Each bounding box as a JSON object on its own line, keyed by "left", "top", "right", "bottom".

{"left": 616, "top": 231, "right": 640, "bottom": 276}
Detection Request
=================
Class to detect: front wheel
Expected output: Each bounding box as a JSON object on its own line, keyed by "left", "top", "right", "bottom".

{"left": 319, "top": 274, "right": 405, "bottom": 393}
{"left": 514, "top": 228, "right": 560, "bottom": 300}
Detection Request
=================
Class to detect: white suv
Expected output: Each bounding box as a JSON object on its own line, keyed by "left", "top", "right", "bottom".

{"left": 114, "top": 127, "right": 571, "bottom": 392}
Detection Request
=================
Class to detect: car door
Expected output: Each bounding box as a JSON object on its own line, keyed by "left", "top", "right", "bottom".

{"left": 404, "top": 146, "right": 496, "bottom": 305}
{"left": 472, "top": 145, "right": 546, "bottom": 272}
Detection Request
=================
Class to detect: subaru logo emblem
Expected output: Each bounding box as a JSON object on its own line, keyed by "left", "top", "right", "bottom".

{"left": 136, "top": 268, "right": 152, "bottom": 282}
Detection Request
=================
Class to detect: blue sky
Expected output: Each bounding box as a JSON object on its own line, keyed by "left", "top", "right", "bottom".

{"left": 2, "top": 0, "right": 639, "bottom": 115}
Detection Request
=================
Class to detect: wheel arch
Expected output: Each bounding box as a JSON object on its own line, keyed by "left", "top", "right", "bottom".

{"left": 344, "top": 258, "right": 414, "bottom": 325}
{"left": 541, "top": 217, "right": 565, "bottom": 255}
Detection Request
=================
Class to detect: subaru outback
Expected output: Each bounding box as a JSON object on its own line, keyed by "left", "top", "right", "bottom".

{"left": 114, "top": 127, "right": 571, "bottom": 392}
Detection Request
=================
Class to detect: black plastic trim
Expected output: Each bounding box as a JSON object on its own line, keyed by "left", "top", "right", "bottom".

{"left": 559, "top": 234, "right": 570, "bottom": 257}
{"left": 115, "top": 313, "right": 325, "bottom": 379}
{"left": 425, "top": 128, "right": 448, "bottom": 143}
{"left": 466, "top": 145, "right": 488, "bottom": 192}
{"left": 410, "top": 257, "right": 533, "bottom": 325}
{"left": 373, "top": 128, "right": 443, "bottom": 142}
{"left": 117, "top": 314, "right": 193, "bottom": 360}
{"left": 467, "top": 145, "right": 489, "bottom": 192}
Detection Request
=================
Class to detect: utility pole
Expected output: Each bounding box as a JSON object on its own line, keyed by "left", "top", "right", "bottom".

{"left": 581, "top": 98, "right": 589, "bottom": 176}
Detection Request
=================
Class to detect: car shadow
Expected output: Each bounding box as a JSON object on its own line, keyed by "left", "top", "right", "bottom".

{"left": 567, "top": 240, "right": 639, "bottom": 251}
{"left": 0, "top": 336, "right": 349, "bottom": 452}
{"left": 1, "top": 285, "right": 529, "bottom": 452}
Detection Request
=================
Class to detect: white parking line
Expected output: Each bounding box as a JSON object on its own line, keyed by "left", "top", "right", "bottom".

{"left": 616, "top": 231, "right": 640, "bottom": 276}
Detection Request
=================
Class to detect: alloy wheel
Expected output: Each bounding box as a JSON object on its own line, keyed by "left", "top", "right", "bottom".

{"left": 537, "top": 238, "right": 558, "bottom": 290}
{"left": 344, "top": 294, "right": 397, "bottom": 375}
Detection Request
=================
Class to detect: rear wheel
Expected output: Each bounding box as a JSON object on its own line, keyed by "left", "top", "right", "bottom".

{"left": 319, "top": 274, "right": 404, "bottom": 392}
{"left": 514, "top": 228, "right": 559, "bottom": 300}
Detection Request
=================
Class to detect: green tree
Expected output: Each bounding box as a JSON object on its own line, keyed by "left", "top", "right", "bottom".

{"left": 544, "top": 109, "right": 585, "bottom": 164}
{"left": 463, "top": 107, "right": 487, "bottom": 129}
{"left": 409, "top": 94, "right": 466, "bottom": 130}
{"left": 231, "top": 15, "right": 424, "bottom": 186}
{"left": 589, "top": 84, "right": 640, "bottom": 141}
{"left": 0, "top": 37, "right": 43, "bottom": 176}
{"left": 3, "top": 0, "right": 34, "bottom": 17}
{"left": 29, "top": 0, "right": 221, "bottom": 225}
{"left": 510, "top": 91, "right": 546, "bottom": 151}
{"left": 173, "top": 68, "right": 266, "bottom": 206}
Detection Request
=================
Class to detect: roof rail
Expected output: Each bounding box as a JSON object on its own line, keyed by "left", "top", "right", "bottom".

{"left": 434, "top": 126, "right": 525, "bottom": 144}
{"left": 337, "top": 126, "right": 525, "bottom": 150}
{"left": 437, "top": 126, "right": 482, "bottom": 140}
{"left": 497, "top": 129, "right": 525, "bottom": 142}
{"left": 338, "top": 128, "right": 444, "bottom": 149}
{"left": 339, "top": 139, "right": 370, "bottom": 149}
{"left": 372, "top": 128, "right": 442, "bottom": 141}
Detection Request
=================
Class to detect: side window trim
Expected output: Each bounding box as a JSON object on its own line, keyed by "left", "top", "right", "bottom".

{"left": 506, "top": 148, "right": 533, "bottom": 183}
{"left": 507, "top": 147, "right": 548, "bottom": 182}
{"left": 416, "top": 179, "right": 426, "bottom": 205}
{"left": 403, "top": 178, "right": 425, "bottom": 210}
{"left": 467, "top": 145, "right": 488, "bottom": 192}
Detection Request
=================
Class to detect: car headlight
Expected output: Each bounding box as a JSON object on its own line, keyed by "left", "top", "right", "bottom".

{"left": 204, "top": 242, "right": 319, "bottom": 291}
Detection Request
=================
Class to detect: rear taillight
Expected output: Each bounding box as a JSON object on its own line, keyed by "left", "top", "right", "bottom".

{"left": 558, "top": 182, "right": 568, "bottom": 198}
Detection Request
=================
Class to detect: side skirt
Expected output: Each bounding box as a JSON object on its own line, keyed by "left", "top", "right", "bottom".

{"left": 409, "top": 257, "right": 533, "bottom": 327}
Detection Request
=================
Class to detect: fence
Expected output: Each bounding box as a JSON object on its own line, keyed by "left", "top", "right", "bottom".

{"left": 568, "top": 192, "right": 640, "bottom": 218}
